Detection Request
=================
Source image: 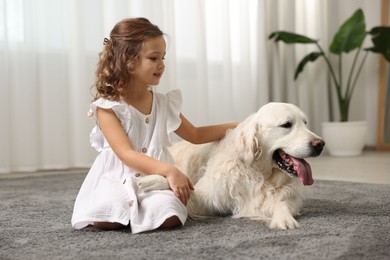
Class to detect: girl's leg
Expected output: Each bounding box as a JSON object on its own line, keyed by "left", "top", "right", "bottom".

{"left": 93, "top": 222, "right": 126, "bottom": 230}
{"left": 136, "top": 190, "right": 187, "bottom": 232}
{"left": 94, "top": 216, "right": 180, "bottom": 230}
{"left": 159, "top": 216, "right": 181, "bottom": 229}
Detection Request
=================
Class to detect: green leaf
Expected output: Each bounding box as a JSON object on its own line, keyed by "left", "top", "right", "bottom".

{"left": 294, "top": 52, "right": 324, "bottom": 80}
{"left": 268, "top": 31, "right": 317, "bottom": 44}
{"left": 366, "top": 26, "right": 390, "bottom": 62}
{"left": 329, "top": 9, "right": 366, "bottom": 54}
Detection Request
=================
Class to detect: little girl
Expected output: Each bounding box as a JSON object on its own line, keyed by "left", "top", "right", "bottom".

{"left": 71, "top": 17, "right": 237, "bottom": 233}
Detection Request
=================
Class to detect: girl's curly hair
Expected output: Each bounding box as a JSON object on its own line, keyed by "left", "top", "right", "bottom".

{"left": 93, "top": 17, "right": 164, "bottom": 101}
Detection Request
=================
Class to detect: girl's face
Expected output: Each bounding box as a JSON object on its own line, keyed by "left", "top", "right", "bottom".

{"left": 132, "top": 36, "right": 166, "bottom": 87}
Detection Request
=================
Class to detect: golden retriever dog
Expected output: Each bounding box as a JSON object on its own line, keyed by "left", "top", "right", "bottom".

{"left": 138, "top": 102, "right": 325, "bottom": 229}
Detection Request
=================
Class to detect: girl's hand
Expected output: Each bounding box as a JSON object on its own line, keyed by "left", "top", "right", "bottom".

{"left": 165, "top": 167, "right": 194, "bottom": 205}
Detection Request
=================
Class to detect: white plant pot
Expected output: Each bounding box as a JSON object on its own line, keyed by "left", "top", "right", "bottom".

{"left": 321, "top": 121, "right": 368, "bottom": 157}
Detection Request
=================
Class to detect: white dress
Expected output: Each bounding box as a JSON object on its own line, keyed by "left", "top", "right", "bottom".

{"left": 71, "top": 88, "right": 187, "bottom": 234}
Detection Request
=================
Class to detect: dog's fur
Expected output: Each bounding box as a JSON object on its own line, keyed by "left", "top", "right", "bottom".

{"left": 138, "top": 102, "right": 325, "bottom": 229}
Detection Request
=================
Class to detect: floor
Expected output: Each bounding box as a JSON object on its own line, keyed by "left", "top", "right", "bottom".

{"left": 307, "top": 150, "right": 390, "bottom": 185}
{"left": 1, "top": 150, "right": 390, "bottom": 185}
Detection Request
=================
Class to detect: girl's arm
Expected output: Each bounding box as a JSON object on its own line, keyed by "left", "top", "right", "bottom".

{"left": 97, "top": 107, "right": 193, "bottom": 205}
{"left": 175, "top": 113, "right": 238, "bottom": 144}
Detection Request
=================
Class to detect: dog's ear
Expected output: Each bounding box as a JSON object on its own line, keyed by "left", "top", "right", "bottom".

{"left": 237, "top": 123, "right": 262, "bottom": 164}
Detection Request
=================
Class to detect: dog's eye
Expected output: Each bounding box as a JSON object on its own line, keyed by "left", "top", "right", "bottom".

{"left": 280, "top": 122, "right": 292, "bottom": 128}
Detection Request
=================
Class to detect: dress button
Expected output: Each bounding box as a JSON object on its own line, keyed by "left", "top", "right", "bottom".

{"left": 135, "top": 173, "right": 141, "bottom": 177}
{"left": 145, "top": 117, "right": 149, "bottom": 124}
{"left": 141, "top": 147, "right": 147, "bottom": 153}
{"left": 128, "top": 200, "right": 134, "bottom": 206}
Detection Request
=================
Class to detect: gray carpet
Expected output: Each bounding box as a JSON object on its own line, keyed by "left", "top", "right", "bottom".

{"left": 1, "top": 172, "right": 389, "bottom": 260}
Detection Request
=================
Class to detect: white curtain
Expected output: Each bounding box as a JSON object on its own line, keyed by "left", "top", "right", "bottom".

{"left": 0, "top": 0, "right": 382, "bottom": 173}
{"left": 0, "top": 0, "right": 268, "bottom": 173}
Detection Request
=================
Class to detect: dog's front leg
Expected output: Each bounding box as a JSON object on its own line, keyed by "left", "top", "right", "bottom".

{"left": 269, "top": 201, "right": 300, "bottom": 229}
{"left": 137, "top": 175, "right": 170, "bottom": 192}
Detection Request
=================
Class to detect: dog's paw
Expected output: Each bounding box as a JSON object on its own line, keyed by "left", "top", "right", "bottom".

{"left": 270, "top": 214, "right": 300, "bottom": 229}
{"left": 270, "top": 205, "right": 300, "bottom": 229}
{"left": 137, "top": 175, "right": 170, "bottom": 192}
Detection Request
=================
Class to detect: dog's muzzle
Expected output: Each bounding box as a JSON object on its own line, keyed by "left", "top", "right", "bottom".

{"left": 273, "top": 150, "right": 313, "bottom": 186}
{"left": 272, "top": 139, "right": 324, "bottom": 186}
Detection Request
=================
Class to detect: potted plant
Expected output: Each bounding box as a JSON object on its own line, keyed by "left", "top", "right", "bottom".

{"left": 269, "top": 8, "right": 390, "bottom": 156}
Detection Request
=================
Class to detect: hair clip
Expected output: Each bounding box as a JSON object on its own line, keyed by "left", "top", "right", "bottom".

{"left": 103, "top": 38, "right": 110, "bottom": 45}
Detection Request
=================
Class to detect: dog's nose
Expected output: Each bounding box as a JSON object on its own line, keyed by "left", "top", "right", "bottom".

{"left": 311, "top": 138, "right": 325, "bottom": 155}
{"left": 312, "top": 138, "right": 325, "bottom": 149}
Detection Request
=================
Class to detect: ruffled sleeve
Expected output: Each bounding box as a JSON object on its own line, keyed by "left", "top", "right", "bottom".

{"left": 166, "top": 89, "right": 182, "bottom": 135}
{"left": 88, "top": 98, "right": 131, "bottom": 152}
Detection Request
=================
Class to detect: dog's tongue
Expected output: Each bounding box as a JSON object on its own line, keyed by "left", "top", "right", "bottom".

{"left": 291, "top": 157, "right": 314, "bottom": 186}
